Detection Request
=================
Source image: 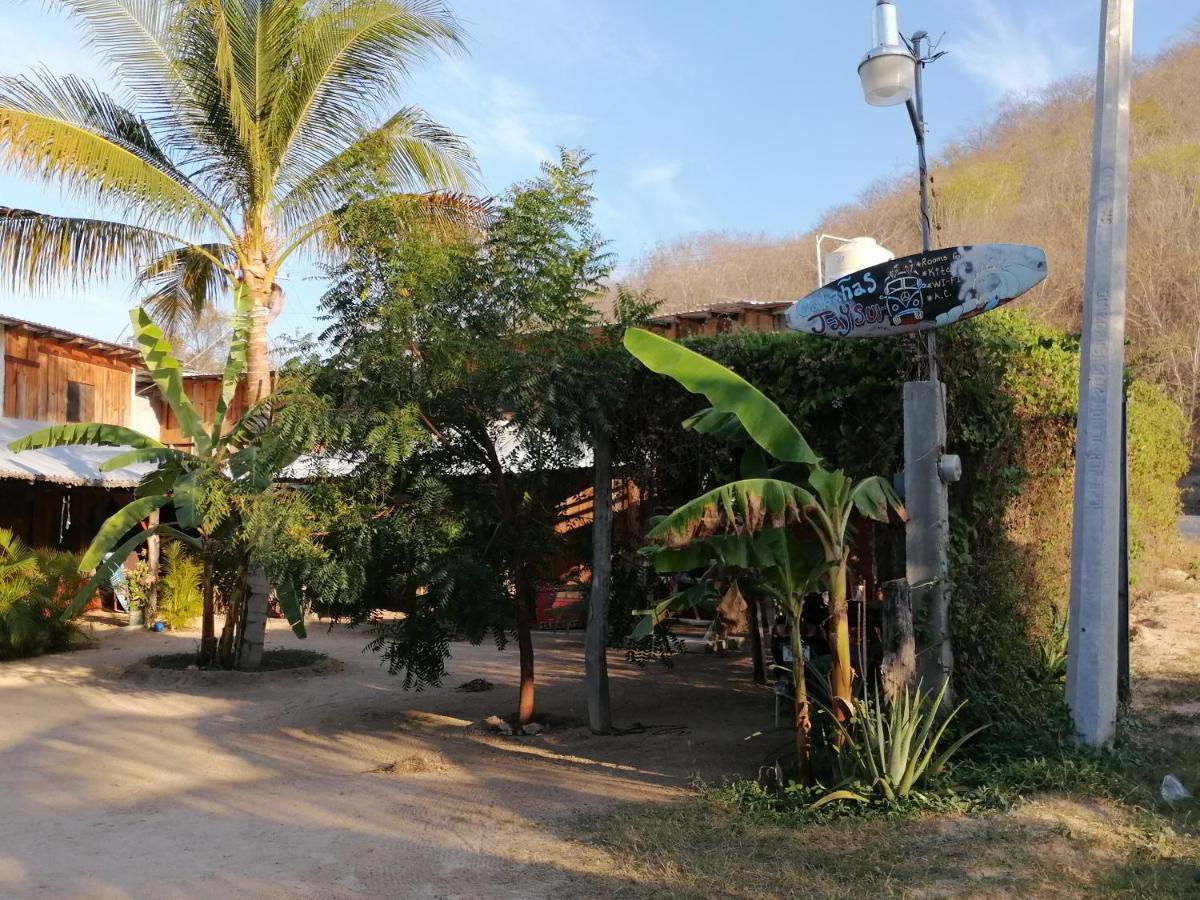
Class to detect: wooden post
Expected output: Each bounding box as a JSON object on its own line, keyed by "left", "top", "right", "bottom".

{"left": 585, "top": 424, "right": 613, "bottom": 734}
{"left": 145, "top": 509, "right": 160, "bottom": 624}
{"left": 880, "top": 579, "right": 916, "bottom": 702}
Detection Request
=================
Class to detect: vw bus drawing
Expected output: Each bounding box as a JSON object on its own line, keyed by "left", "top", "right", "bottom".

{"left": 882, "top": 272, "right": 925, "bottom": 326}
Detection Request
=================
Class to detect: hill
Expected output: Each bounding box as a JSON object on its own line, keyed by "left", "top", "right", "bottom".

{"left": 625, "top": 37, "right": 1200, "bottom": 435}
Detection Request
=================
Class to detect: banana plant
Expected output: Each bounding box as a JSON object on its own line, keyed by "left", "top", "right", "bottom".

{"left": 624, "top": 328, "right": 905, "bottom": 726}
{"left": 8, "top": 292, "right": 306, "bottom": 669}
{"left": 641, "top": 526, "right": 828, "bottom": 783}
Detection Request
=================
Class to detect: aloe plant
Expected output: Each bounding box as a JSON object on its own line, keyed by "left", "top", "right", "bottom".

{"left": 624, "top": 327, "right": 905, "bottom": 729}
{"left": 9, "top": 296, "right": 306, "bottom": 669}
{"left": 815, "top": 680, "right": 988, "bottom": 805}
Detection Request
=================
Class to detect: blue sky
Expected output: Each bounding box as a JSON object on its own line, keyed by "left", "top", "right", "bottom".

{"left": 0, "top": 0, "right": 1195, "bottom": 343}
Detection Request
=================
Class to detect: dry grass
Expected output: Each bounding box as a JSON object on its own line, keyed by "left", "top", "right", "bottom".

{"left": 574, "top": 795, "right": 1199, "bottom": 899}
{"left": 570, "top": 566, "right": 1200, "bottom": 899}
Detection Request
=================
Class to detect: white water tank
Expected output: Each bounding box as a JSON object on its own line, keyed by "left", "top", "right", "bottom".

{"left": 823, "top": 237, "right": 895, "bottom": 285}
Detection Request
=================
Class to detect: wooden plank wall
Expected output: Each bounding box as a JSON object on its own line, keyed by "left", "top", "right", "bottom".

{"left": 156, "top": 377, "right": 252, "bottom": 447}
{"left": 4, "top": 330, "right": 132, "bottom": 426}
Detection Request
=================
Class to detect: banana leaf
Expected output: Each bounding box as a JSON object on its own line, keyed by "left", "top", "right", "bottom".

{"left": 630, "top": 579, "right": 716, "bottom": 640}
{"left": 646, "top": 478, "right": 815, "bottom": 549}
{"left": 624, "top": 328, "right": 818, "bottom": 465}
{"left": 173, "top": 470, "right": 200, "bottom": 530}
{"left": 100, "top": 446, "right": 189, "bottom": 472}
{"left": 131, "top": 307, "right": 211, "bottom": 455}
{"left": 274, "top": 579, "right": 307, "bottom": 639}
{"left": 850, "top": 475, "right": 907, "bottom": 524}
{"left": 8, "top": 422, "right": 162, "bottom": 453}
{"left": 79, "top": 495, "right": 170, "bottom": 571}
{"left": 212, "top": 282, "right": 253, "bottom": 441}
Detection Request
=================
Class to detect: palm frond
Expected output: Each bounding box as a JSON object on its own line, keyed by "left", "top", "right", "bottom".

{"left": 48, "top": 1, "right": 193, "bottom": 119}
{"left": 0, "top": 207, "right": 174, "bottom": 292}
{"left": 0, "top": 69, "right": 224, "bottom": 231}
{"left": 133, "top": 242, "right": 236, "bottom": 333}
{"left": 274, "top": 106, "right": 473, "bottom": 232}
{"left": 268, "top": 0, "right": 463, "bottom": 180}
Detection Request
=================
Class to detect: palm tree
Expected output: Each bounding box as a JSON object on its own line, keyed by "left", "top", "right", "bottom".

{"left": 0, "top": 0, "right": 476, "bottom": 401}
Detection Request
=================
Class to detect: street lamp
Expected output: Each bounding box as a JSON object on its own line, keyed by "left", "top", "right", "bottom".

{"left": 858, "top": 0, "right": 955, "bottom": 702}
{"left": 858, "top": 0, "right": 915, "bottom": 107}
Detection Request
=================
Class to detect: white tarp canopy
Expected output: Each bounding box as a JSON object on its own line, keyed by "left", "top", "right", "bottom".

{"left": 0, "top": 417, "right": 154, "bottom": 489}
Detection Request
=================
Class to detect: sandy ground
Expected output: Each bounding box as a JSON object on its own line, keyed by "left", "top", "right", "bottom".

{"left": 0, "top": 620, "right": 771, "bottom": 899}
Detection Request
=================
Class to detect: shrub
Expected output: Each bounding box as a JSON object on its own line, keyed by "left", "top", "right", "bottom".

{"left": 158, "top": 542, "right": 204, "bottom": 630}
{"left": 0, "top": 535, "right": 84, "bottom": 659}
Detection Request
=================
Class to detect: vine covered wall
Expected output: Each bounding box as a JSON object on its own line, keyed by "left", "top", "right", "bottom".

{"left": 608, "top": 311, "right": 1188, "bottom": 692}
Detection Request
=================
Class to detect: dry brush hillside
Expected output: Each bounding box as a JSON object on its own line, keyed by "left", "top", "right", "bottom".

{"left": 625, "top": 38, "right": 1200, "bottom": 434}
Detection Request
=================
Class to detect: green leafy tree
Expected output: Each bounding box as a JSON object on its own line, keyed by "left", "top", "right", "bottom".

{"left": 624, "top": 327, "right": 905, "bottom": 758}
{"left": 9, "top": 296, "right": 313, "bottom": 669}
{"left": 0, "top": 0, "right": 477, "bottom": 401}
{"left": 313, "top": 150, "right": 610, "bottom": 724}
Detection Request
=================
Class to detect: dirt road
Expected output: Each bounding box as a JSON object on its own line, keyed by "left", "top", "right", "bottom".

{"left": 0, "top": 622, "right": 768, "bottom": 899}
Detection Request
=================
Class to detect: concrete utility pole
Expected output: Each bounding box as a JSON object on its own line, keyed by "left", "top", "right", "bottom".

{"left": 1066, "top": 0, "right": 1135, "bottom": 747}
{"left": 902, "top": 31, "right": 955, "bottom": 702}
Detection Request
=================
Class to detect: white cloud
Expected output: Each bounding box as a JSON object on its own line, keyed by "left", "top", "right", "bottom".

{"left": 633, "top": 163, "right": 681, "bottom": 189}
{"left": 629, "top": 161, "right": 704, "bottom": 231}
{"left": 954, "top": 0, "right": 1088, "bottom": 98}
{"left": 428, "top": 61, "right": 585, "bottom": 180}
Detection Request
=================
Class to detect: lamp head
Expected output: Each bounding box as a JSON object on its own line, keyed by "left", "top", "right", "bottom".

{"left": 859, "top": 0, "right": 915, "bottom": 107}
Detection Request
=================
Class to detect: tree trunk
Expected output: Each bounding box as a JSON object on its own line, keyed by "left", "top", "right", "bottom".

{"left": 199, "top": 552, "right": 216, "bottom": 667}
{"left": 747, "top": 590, "right": 766, "bottom": 685}
{"left": 223, "top": 263, "right": 276, "bottom": 667}
{"left": 789, "top": 626, "right": 813, "bottom": 785}
{"left": 881, "top": 579, "right": 916, "bottom": 703}
{"left": 828, "top": 556, "right": 853, "bottom": 721}
{"left": 237, "top": 568, "right": 271, "bottom": 670}
{"left": 759, "top": 597, "right": 774, "bottom": 677}
{"left": 514, "top": 570, "right": 536, "bottom": 726}
{"left": 585, "top": 425, "right": 613, "bottom": 734}
{"left": 243, "top": 257, "right": 273, "bottom": 406}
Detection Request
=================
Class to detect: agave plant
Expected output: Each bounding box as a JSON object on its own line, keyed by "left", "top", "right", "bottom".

{"left": 9, "top": 294, "right": 306, "bottom": 669}
{"left": 623, "top": 327, "right": 905, "bottom": 728}
{"left": 816, "top": 680, "right": 988, "bottom": 806}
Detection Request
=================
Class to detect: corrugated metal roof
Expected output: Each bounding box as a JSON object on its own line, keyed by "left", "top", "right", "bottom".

{"left": 0, "top": 418, "right": 154, "bottom": 489}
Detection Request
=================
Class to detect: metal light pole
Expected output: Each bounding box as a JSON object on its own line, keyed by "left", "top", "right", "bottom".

{"left": 1067, "top": 0, "right": 1135, "bottom": 747}
{"left": 860, "top": 2, "right": 955, "bottom": 700}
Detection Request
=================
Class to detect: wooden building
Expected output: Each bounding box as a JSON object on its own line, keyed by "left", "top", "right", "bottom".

{"left": 645, "top": 300, "right": 793, "bottom": 339}
{"left": 0, "top": 316, "right": 150, "bottom": 551}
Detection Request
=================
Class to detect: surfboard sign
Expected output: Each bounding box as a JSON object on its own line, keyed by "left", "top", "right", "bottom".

{"left": 784, "top": 243, "right": 1047, "bottom": 339}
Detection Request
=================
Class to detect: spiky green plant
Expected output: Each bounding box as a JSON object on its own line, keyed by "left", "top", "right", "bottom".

{"left": 816, "top": 680, "right": 988, "bottom": 806}
{"left": 0, "top": 0, "right": 479, "bottom": 399}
